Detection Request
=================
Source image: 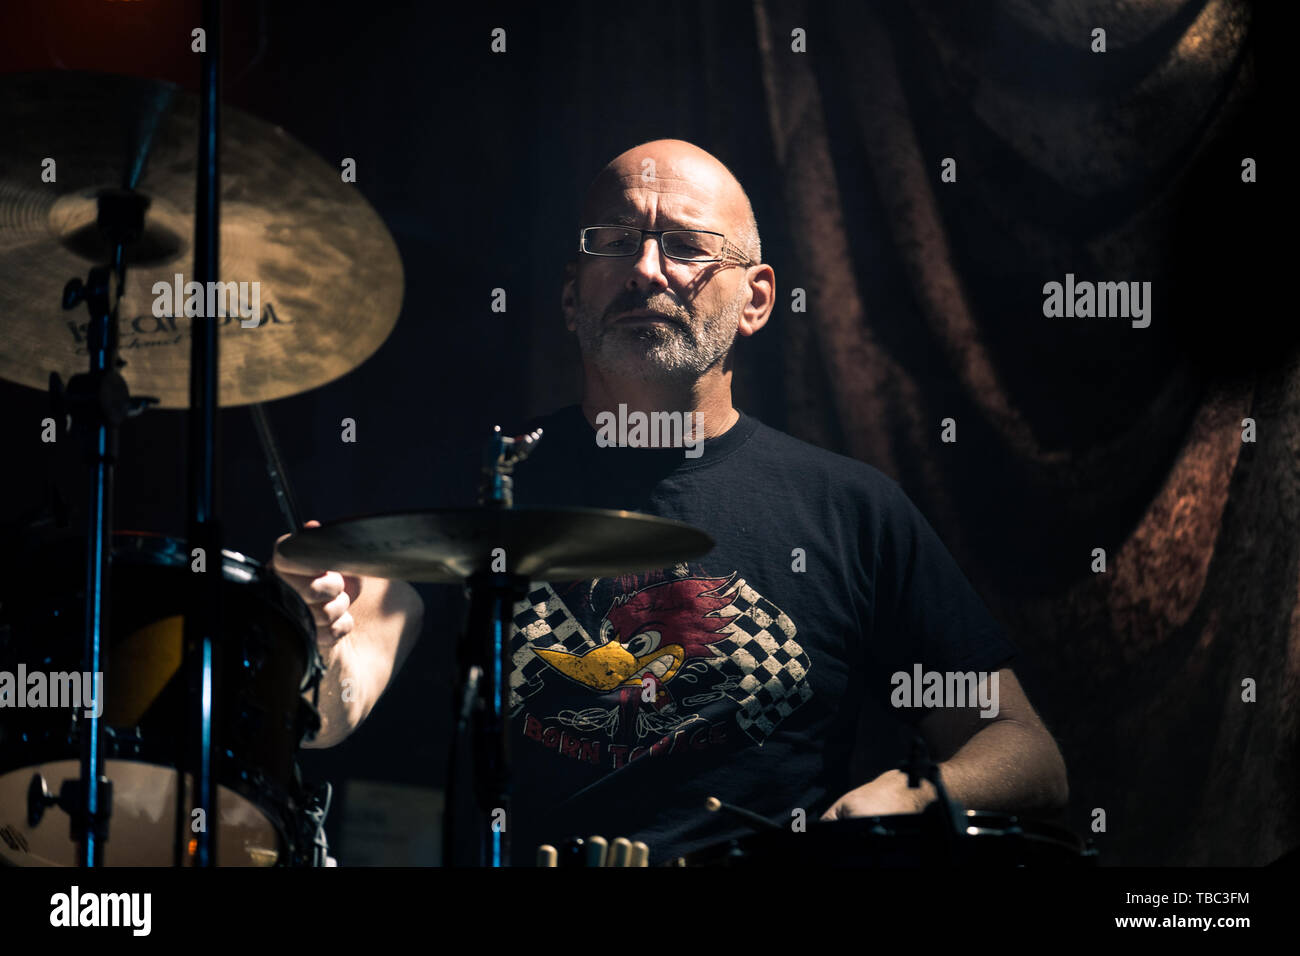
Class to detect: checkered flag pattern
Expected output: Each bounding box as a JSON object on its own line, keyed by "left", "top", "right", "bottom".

{"left": 708, "top": 577, "right": 813, "bottom": 744}
{"left": 509, "top": 581, "right": 598, "bottom": 713}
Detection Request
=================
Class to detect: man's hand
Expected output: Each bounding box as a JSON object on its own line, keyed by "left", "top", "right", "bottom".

{"left": 822, "top": 668, "right": 1068, "bottom": 821}
{"left": 272, "top": 519, "right": 360, "bottom": 671}
{"left": 271, "top": 519, "right": 424, "bottom": 748}
{"left": 821, "top": 770, "right": 937, "bottom": 820}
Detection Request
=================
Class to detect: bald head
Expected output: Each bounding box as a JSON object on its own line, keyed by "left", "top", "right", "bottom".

{"left": 580, "top": 139, "right": 760, "bottom": 263}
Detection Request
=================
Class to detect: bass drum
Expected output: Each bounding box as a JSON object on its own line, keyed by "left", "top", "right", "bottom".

{"left": 668, "top": 809, "right": 1097, "bottom": 867}
{"left": 0, "top": 531, "right": 323, "bottom": 866}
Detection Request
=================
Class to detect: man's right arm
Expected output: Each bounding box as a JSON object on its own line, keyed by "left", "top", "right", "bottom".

{"left": 273, "top": 521, "right": 425, "bottom": 748}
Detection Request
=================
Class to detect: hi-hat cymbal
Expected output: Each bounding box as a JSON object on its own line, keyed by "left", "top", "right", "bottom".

{"left": 274, "top": 509, "right": 716, "bottom": 583}
{"left": 0, "top": 71, "right": 403, "bottom": 408}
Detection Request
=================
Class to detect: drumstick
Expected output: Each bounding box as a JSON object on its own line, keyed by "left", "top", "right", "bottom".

{"left": 585, "top": 835, "right": 608, "bottom": 868}
{"left": 705, "top": 796, "right": 781, "bottom": 831}
{"left": 607, "top": 837, "right": 632, "bottom": 867}
{"left": 250, "top": 402, "right": 303, "bottom": 532}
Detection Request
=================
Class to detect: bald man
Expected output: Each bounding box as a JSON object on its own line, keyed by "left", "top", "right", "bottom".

{"left": 498, "top": 140, "right": 1068, "bottom": 864}
{"left": 278, "top": 139, "right": 1068, "bottom": 866}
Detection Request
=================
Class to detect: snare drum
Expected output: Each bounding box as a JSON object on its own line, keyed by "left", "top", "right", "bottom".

{"left": 669, "top": 808, "right": 1096, "bottom": 867}
{"left": 0, "top": 531, "right": 322, "bottom": 866}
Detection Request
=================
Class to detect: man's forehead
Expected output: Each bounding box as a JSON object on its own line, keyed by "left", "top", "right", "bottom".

{"left": 586, "top": 173, "right": 721, "bottom": 224}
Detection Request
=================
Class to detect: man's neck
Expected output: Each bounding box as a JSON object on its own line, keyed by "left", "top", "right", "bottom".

{"left": 579, "top": 368, "right": 739, "bottom": 440}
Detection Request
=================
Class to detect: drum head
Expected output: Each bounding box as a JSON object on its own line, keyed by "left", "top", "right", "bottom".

{"left": 0, "top": 760, "right": 282, "bottom": 866}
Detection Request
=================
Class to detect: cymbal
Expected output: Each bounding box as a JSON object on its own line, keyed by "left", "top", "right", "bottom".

{"left": 274, "top": 509, "right": 716, "bottom": 583}
{"left": 0, "top": 71, "right": 403, "bottom": 408}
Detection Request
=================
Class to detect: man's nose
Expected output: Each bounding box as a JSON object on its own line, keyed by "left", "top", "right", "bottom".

{"left": 626, "top": 237, "right": 669, "bottom": 290}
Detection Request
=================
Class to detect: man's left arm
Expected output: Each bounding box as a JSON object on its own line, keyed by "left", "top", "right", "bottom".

{"left": 821, "top": 667, "right": 1068, "bottom": 819}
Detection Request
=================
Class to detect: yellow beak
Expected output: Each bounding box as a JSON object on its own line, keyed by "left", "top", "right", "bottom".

{"left": 534, "top": 640, "right": 685, "bottom": 692}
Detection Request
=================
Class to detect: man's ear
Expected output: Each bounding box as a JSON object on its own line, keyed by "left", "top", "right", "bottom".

{"left": 562, "top": 260, "right": 578, "bottom": 332}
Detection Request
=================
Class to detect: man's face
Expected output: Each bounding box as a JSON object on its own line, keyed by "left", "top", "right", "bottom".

{"left": 570, "top": 173, "right": 749, "bottom": 383}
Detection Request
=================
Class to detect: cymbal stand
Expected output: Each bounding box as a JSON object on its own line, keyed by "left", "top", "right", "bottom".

{"left": 179, "top": 0, "right": 225, "bottom": 868}
{"left": 445, "top": 427, "right": 542, "bottom": 866}
{"left": 52, "top": 188, "right": 157, "bottom": 866}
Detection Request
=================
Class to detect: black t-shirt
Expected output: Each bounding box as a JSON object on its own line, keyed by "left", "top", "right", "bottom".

{"left": 502, "top": 404, "right": 1015, "bottom": 866}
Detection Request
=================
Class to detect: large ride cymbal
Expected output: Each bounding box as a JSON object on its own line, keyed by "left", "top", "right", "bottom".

{"left": 274, "top": 509, "right": 716, "bottom": 583}
{"left": 0, "top": 71, "right": 403, "bottom": 407}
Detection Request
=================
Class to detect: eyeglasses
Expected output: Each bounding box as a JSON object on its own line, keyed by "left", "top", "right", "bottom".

{"left": 578, "top": 225, "right": 753, "bottom": 266}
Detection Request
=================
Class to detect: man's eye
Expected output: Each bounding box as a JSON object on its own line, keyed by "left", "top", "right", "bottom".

{"left": 666, "top": 237, "right": 710, "bottom": 258}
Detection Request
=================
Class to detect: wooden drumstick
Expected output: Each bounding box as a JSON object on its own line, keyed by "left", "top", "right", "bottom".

{"left": 585, "top": 835, "right": 608, "bottom": 868}
{"left": 608, "top": 837, "right": 632, "bottom": 867}
{"left": 705, "top": 796, "right": 781, "bottom": 831}
{"left": 536, "top": 844, "right": 557, "bottom": 867}
{"left": 629, "top": 841, "right": 650, "bottom": 867}
{"left": 249, "top": 403, "right": 304, "bottom": 533}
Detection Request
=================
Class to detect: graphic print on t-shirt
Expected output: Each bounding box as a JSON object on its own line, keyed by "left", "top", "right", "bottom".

{"left": 510, "top": 566, "right": 813, "bottom": 769}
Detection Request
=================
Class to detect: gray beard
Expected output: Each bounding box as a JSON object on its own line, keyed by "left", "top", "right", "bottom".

{"left": 573, "top": 291, "right": 743, "bottom": 382}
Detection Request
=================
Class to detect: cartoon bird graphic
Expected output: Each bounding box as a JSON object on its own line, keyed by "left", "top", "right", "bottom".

{"left": 533, "top": 574, "right": 738, "bottom": 710}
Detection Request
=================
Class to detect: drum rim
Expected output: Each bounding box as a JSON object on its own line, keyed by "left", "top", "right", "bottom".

{"left": 7, "top": 529, "right": 323, "bottom": 692}
{"left": 114, "top": 531, "right": 317, "bottom": 657}
{"left": 669, "top": 808, "right": 1090, "bottom": 866}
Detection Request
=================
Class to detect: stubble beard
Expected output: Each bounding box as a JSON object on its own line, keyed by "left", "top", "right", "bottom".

{"left": 573, "top": 287, "right": 743, "bottom": 384}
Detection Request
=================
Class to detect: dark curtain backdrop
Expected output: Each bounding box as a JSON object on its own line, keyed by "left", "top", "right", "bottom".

{"left": 0, "top": 0, "right": 1289, "bottom": 865}
{"left": 741, "top": 0, "right": 1292, "bottom": 867}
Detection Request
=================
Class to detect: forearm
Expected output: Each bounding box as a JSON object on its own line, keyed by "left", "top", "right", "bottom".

{"left": 849, "top": 720, "right": 1068, "bottom": 818}
{"left": 931, "top": 718, "right": 1069, "bottom": 811}
{"left": 826, "top": 668, "right": 1069, "bottom": 820}
{"left": 303, "top": 577, "right": 423, "bottom": 748}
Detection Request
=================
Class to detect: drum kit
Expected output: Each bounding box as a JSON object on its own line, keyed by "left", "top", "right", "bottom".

{"left": 0, "top": 59, "right": 406, "bottom": 866}
{"left": 0, "top": 59, "right": 718, "bottom": 868}
{"left": 0, "top": 57, "right": 1094, "bottom": 868}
